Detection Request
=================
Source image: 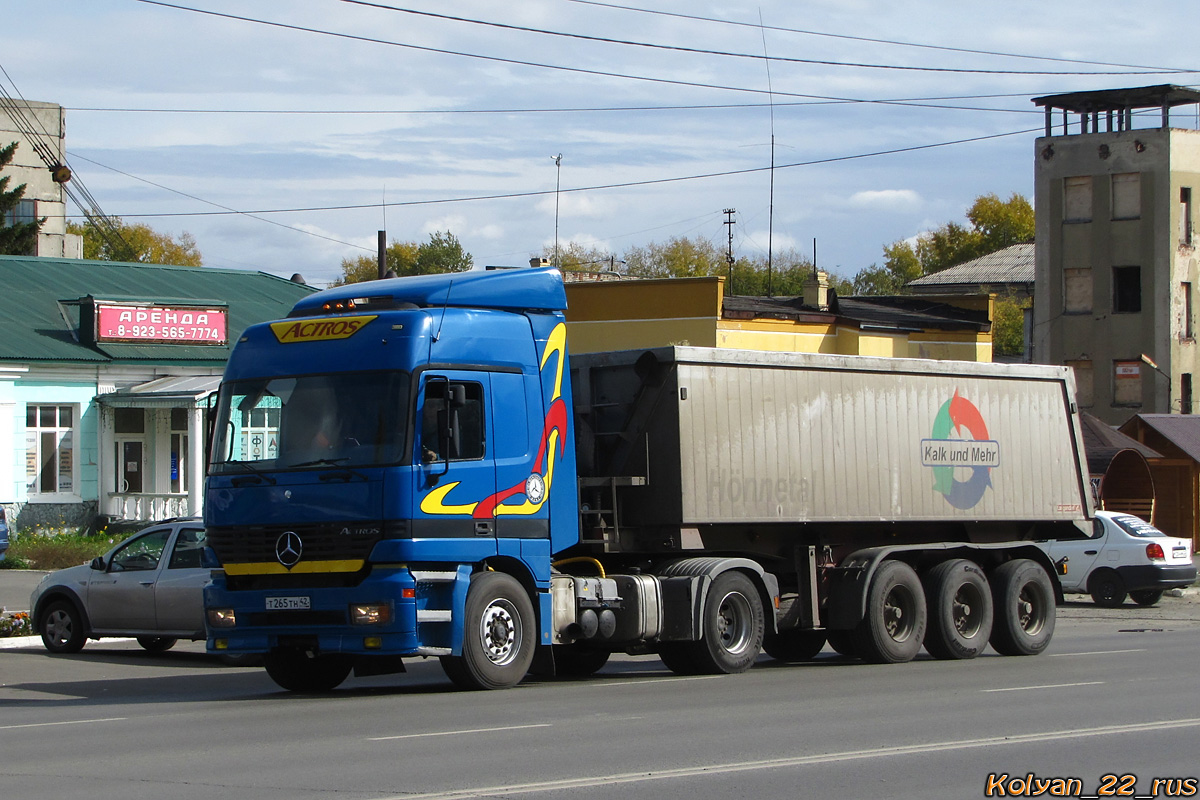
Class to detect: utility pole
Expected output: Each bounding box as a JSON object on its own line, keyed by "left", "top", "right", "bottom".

{"left": 377, "top": 230, "right": 386, "bottom": 280}
{"left": 723, "top": 208, "right": 736, "bottom": 295}
{"left": 552, "top": 154, "right": 563, "bottom": 268}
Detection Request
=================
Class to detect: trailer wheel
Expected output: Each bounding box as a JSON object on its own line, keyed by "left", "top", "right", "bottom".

{"left": 923, "top": 559, "right": 993, "bottom": 660}
{"left": 989, "top": 559, "right": 1055, "bottom": 656}
{"left": 1088, "top": 569, "right": 1127, "bottom": 608}
{"left": 853, "top": 560, "right": 926, "bottom": 664}
{"left": 440, "top": 571, "right": 536, "bottom": 690}
{"left": 762, "top": 629, "right": 826, "bottom": 663}
{"left": 552, "top": 645, "right": 611, "bottom": 677}
{"left": 658, "top": 571, "right": 764, "bottom": 675}
{"left": 264, "top": 652, "right": 352, "bottom": 692}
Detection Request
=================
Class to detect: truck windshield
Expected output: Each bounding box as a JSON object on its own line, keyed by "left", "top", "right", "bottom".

{"left": 210, "top": 371, "right": 411, "bottom": 472}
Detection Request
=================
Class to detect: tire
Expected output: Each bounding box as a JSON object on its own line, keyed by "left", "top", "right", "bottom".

{"left": 762, "top": 629, "right": 827, "bottom": 662}
{"left": 264, "top": 651, "right": 353, "bottom": 692}
{"left": 1129, "top": 589, "right": 1164, "bottom": 607}
{"left": 923, "top": 559, "right": 993, "bottom": 660}
{"left": 853, "top": 560, "right": 927, "bottom": 664}
{"left": 1088, "top": 570, "right": 1127, "bottom": 607}
{"left": 553, "top": 645, "right": 611, "bottom": 677}
{"left": 439, "top": 571, "right": 536, "bottom": 690}
{"left": 825, "top": 630, "right": 858, "bottom": 658}
{"left": 39, "top": 599, "right": 86, "bottom": 654}
{"left": 137, "top": 636, "right": 178, "bottom": 653}
{"left": 657, "top": 571, "right": 764, "bottom": 675}
{"left": 989, "top": 559, "right": 1056, "bottom": 656}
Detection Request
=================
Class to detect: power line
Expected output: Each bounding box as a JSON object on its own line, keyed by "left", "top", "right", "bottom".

{"left": 339, "top": 0, "right": 1194, "bottom": 77}
{"left": 567, "top": 0, "right": 1196, "bottom": 74}
{"left": 133, "top": 1, "right": 1198, "bottom": 114}
{"left": 96, "top": 126, "right": 1042, "bottom": 220}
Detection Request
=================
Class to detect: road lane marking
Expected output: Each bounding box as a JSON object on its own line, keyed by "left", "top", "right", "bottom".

{"left": 370, "top": 717, "right": 1200, "bottom": 799}
{"left": 599, "top": 675, "right": 725, "bottom": 687}
{"left": 1050, "top": 648, "right": 1146, "bottom": 657}
{"left": 0, "top": 717, "right": 126, "bottom": 731}
{"left": 982, "top": 681, "right": 1104, "bottom": 693}
{"left": 369, "top": 723, "right": 551, "bottom": 741}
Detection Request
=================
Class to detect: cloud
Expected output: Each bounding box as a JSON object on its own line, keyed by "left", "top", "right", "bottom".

{"left": 848, "top": 190, "right": 922, "bottom": 211}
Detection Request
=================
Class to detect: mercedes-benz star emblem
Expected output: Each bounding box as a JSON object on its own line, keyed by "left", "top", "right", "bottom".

{"left": 275, "top": 531, "right": 303, "bottom": 568}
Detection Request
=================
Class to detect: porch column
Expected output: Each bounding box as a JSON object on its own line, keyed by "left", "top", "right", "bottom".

{"left": 188, "top": 404, "right": 204, "bottom": 517}
{"left": 96, "top": 403, "right": 113, "bottom": 518}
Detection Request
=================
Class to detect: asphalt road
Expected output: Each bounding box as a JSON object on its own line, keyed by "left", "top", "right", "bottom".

{"left": 2, "top": 594, "right": 1198, "bottom": 800}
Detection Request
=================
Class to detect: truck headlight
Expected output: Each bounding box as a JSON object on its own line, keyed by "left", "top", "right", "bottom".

{"left": 207, "top": 608, "right": 237, "bottom": 628}
{"left": 350, "top": 603, "right": 392, "bottom": 625}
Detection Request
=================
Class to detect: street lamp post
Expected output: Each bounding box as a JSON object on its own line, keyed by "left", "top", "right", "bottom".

{"left": 552, "top": 154, "right": 562, "bottom": 268}
{"left": 1140, "top": 353, "right": 1172, "bottom": 412}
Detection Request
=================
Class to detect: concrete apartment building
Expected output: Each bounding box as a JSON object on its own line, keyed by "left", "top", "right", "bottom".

{"left": 1, "top": 99, "right": 81, "bottom": 258}
{"left": 1032, "top": 85, "right": 1200, "bottom": 426}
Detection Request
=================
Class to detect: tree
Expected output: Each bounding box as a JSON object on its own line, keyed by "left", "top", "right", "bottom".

{"left": 332, "top": 231, "right": 472, "bottom": 286}
{"left": 538, "top": 241, "right": 617, "bottom": 272}
{"left": 850, "top": 193, "right": 1033, "bottom": 295}
{"left": 415, "top": 230, "right": 473, "bottom": 275}
{"left": 0, "top": 141, "right": 44, "bottom": 256}
{"left": 66, "top": 219, "right": 202, "bottom": 266}
{"left": 992, "top": 294, "right": 1031, "bottom": 358}
{"left": 332, "top": 240, "right": 419, "bottom": 287}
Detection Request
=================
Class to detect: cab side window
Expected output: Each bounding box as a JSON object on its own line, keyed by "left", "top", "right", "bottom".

{"left": 421, "top": 380, "right": 485, "bottom": 462}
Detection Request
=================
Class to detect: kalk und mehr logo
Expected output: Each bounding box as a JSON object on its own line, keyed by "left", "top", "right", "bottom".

{"left": 921, "top": 391, "right": 999, "bottom": 510}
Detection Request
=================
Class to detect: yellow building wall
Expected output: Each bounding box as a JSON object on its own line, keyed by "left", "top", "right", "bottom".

{"left": 564, "top": 277, "right": 993, "bottom": 361}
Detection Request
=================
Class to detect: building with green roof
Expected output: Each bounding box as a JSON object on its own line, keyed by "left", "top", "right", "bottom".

{"left": 0, "top": 255, "right": 315, "bottom": 530}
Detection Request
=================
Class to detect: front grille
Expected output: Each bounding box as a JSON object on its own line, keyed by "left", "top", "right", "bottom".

{"left": 208, "top": 521, "right": 385, "bottom": 565}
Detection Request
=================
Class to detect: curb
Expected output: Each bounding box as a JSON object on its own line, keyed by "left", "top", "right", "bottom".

{"left": 0, "top": 634, "right": 42, "bottom": 650}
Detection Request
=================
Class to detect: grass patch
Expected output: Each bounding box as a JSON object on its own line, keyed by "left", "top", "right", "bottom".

{"left": 1, "top": 530, "right": 117, "bottom": 572}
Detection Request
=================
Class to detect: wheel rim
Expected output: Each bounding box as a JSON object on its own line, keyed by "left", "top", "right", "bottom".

{"left": 714, "top": 591, "right": 755, "bottom": 655}
{"left": 952, "top": 583, "right": 986, "bottom": 639}
{"left": 45, "top": 609, "right": 73, "bottom": 646}
{"left": 883, "top": 585, "right": 917, "bottom": 643}
{"left": 1016, "top": 583, "right": 1048, "bottom": 635}
{"left": 479, "top": 598, "right": 521, "bottom": 666}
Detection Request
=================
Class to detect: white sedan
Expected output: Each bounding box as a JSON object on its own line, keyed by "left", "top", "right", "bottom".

{"left": 1038, "top": 511, "right": 1196, "bottom": 607}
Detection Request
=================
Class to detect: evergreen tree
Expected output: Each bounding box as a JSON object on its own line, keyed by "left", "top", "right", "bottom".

{"left": 0, "top": 142, "right": 44, "bottom": 255}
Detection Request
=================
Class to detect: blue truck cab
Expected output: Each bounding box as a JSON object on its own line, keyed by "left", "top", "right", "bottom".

{"left": 204, "top": 267, "right": 580, "bottom": 690}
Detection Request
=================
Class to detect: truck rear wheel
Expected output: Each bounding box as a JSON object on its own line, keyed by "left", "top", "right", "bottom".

{"left": 989, "top": 559, "right": 1055, "bottom": 656}
{"left": 264, "top": 651, "right": 352, "bottom": 692}
{"left": 923, "top": 559, "right": 992, "bottom": 660}
{"left": 440, "top": 571, "right": 536, "bottom": 690}
{"left": 853, "top": 560, "right": 927, "bottom": 664}
{"left": 658, "top": 571, "right": 764, "bottom": 675}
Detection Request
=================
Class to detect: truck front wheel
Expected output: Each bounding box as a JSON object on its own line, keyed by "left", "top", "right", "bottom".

{"left": 923, "top": 559, "right": 993, "bottom": 660}
{"left": 854, "top": 560, "right": 927, "bottom": 664}
{"left": 989, "top": 559, "right": 1055, "bottom": 656}
{"left": 264, "top": 651, "right": 352, "bottom": 692}
{"left": 440, "top": 571, "right": 536, "bottom": 690}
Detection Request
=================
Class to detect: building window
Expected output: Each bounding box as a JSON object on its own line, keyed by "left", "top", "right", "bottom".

{"left": 1064, "top": 176, "right": 1093, "bottom": 222}
{"left": 1, "top": 198, "right": 36, "bottom": 227}
{"left": 1112, "top": 266, "right": 1142, "bottom": 313}
{"left": 1065, "top": 360, "right": 1094, "bottom": 407}
{"left": 171, "top": 408, "right": 190, "bottom": 494}
{"left": 1184, "top": 282, "right": 1194, "bottom": 340}
{"left": 1111, "top": 173, "right": 1141, "bottom": 220}
{"left": 25, "top": 404, "right": 76, "bottom": 495}
{"left": 1183, "top": 373, "right": 1193, "bottom": 414}
{"left": 1064, "top": 267, "right": 1093, "bottom": 313}
{"left": 1113, "top": 361, "right": 1143, "bottom": 407}
{"left": 1182, "top": 188, "right": 1194, "bottom": 246}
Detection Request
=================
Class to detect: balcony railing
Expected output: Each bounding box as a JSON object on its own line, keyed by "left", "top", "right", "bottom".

{"left": 105, "top": 493, "right": 195, "bottom": 521}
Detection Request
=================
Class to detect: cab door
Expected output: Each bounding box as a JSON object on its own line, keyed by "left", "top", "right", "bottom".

{"left": 413, "top": 372, "right": 497, "bottom": 542}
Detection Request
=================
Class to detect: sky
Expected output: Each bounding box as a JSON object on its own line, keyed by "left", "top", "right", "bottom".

{"left": 4, "top": 0, "right": 1199, "bottom": 287}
